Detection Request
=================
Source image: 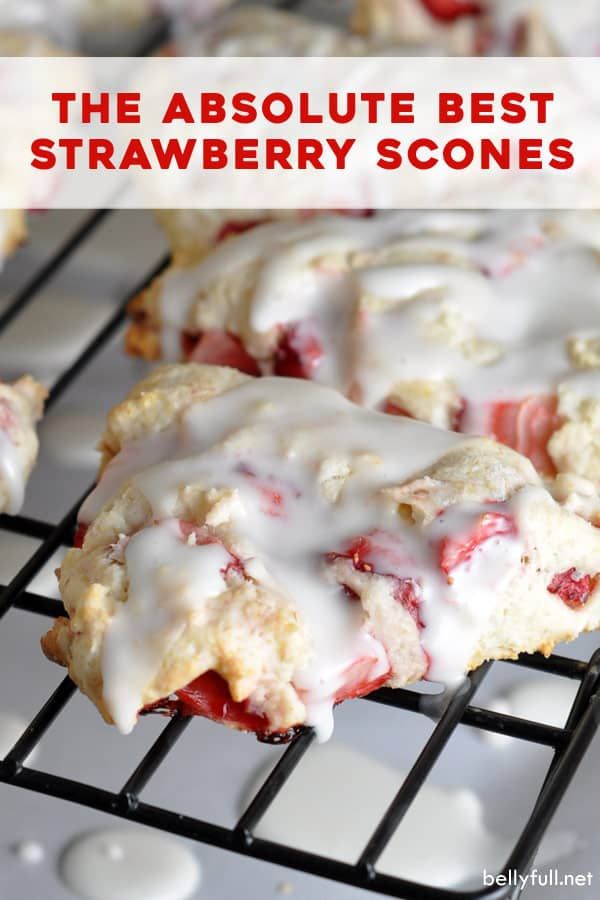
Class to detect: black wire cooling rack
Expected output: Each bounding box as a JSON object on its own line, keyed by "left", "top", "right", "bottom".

{"left": 1, "top": 218, "right": 600, "bottom": 900}
{"left": 1, "top": 12, "right": 600, "bottom": 900}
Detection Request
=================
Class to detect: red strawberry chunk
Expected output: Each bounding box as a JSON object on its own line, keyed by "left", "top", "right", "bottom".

{"left": 216, "top": 218, "right": 265, "bottom": 243}
{"left": 333, "top": 655, "right": 391, "bottom": 705}
{"left": 73, "top": 522, "right": 88, "bottom": 548}
{"left": 548, "top": 568, "right": 599, "bottom": 610}
{"left": 149, "top": 670, "right": 272, "bottom": 732}
{"left": 438, "top": 512, "right": 516, "bottom": 577}
{"left": 383, "top": 400, "right": 412, "bottom": 419}
{"left": 183, "top": 329, "right": 261, "bottom": 376}
{"left": 177, "top": 520, "right": 245, "bottom": 577}
{"left": 274, "top": 323, "right": 324, "bottom": 380}
{"left": 328, "top": 531, "right": 423, "bottom": 626}
{"left": 487, "top": 395, "right": 560, "bottom": 477}
{"left": 384, "top": 397, "right": 466, "bottom": 432}
{"left": 420, "top": 0, "right": 481, "bottom": 22}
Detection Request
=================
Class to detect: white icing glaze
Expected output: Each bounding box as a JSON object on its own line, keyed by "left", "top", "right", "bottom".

{"left": 0, "top": 428, "right": 25, "bottom": 515}
{"left": 157, "top": 211, "right": 600, "bottom": 437}
{"left": 59, "top": 828, "right": 200, "bottom": 900}
{"left": 484, "top": 675, "right": 579, "bottom": 749}
{"left": 85, "top": 376, "right": 529, "bottom": 738}
{"left": 244, "top": 742, "right": 577, "bottom": 887}
{"left": 103, "top": 519, "right": 232, "bottom": 734}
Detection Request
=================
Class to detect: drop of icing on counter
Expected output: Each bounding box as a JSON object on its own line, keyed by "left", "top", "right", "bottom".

{"left": 59, "top": 829, "right": 201, "bottom": 900}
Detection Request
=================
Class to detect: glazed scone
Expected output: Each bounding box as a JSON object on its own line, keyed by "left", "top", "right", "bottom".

{"left": 125, "top": 210, "right": 600, "bottom": 513}
{"left": 155, "top": 5, "right": 368, "bottom": 264}
{"left": 349, "top": 0, "right": 600, "bottom": 55}
{"left": 42, "top": 365, "right": 600, "bottom": 740}
{"left": 0, "top": 376, "right": 47, "bottom": 515}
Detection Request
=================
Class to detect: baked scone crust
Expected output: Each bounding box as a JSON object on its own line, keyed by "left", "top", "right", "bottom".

{"left": 42, "top": 364, "right": 600, "bottom": 738}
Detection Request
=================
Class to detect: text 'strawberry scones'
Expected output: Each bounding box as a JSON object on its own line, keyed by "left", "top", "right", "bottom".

{"left": 125, "top": 210, "right": 600, "bottom": 513}
{"left": 0, "top": 376, "right": 47, "bottom": 515}
{"left": 41, "top": 365, "right": 600, "bottom": 741}
{"left": 349, "top": 0, "right": 600, "bottom": 55}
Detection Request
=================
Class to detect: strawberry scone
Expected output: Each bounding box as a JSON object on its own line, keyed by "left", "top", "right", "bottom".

{"left": 0, "top": 376, "right": 47, "bottom": 516}
{"left": 154, "top": 4, "right": 367, "bottom": 264}
{"left": 42, "top": 365, "right": 600, "bottom": 741}
{"left": 125, "top": 210, "right": 600, "bottom": 517}
{"left": 349, "top": 0, "right": 600, "bottom": 55}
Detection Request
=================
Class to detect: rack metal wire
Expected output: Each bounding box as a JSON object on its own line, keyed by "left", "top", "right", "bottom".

{"left": 1, "top": 13, "right": 600, "bottom": 900}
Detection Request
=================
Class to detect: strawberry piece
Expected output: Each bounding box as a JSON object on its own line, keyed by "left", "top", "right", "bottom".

{"left": 384, "top": 397, "right": 466, "bottom": 432}
{"left": 383, "top": 400, "right": 412, "bottom": 418}
{"left": 333, "top": 655, "right": 391, "bottom": 705}
{"left": 274, "top": 323, "right": 324, "bottom": 380}
{"left": 547, "top": 568, "right": 599, "bottom": 610}
{"left": 487, "top": 395, "right": 560, "bottom": 477}
{"left": 177, "top": 520, "right": 246, "bottom": 579}
{"left": 183, "top": 329, "right": 261, "bottom": 376}
{"left": 438, "top": 512, "right": 516, "bottom": 577}
{"left": 420, "top": 0, "right": 481, "bottom": 22}
{"left": 147, "top": 670, "right": 273, "bottom": 732}
{"left": 73, "top": 522, "right": 88, "bottom": 549}
{"left": 216, "top": 218, "right": 265, "bottom": 243}
{"left": 328, "top": 531, "right": 423, "bottom": 626}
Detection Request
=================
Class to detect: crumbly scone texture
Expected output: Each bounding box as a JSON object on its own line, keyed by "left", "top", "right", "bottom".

{"left": 42, "top": 364, "right": 600, "bottom": 733}
{"left": 0, "top": 376, "right": 48, "bottom": 514}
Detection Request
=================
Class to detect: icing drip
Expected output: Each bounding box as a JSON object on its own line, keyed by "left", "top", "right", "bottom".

{"left": 103, "top": 519, "right": 231, "bottom": 734}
